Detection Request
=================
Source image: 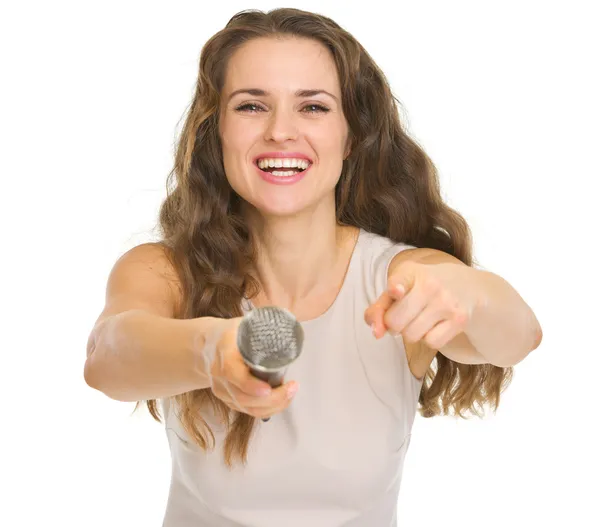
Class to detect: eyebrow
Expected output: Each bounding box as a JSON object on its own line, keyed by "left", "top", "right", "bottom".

{"left": 227, "top": 88, "right": 339, "bottom": 103}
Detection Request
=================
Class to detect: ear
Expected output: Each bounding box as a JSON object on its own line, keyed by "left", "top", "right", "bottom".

{"left": 343, "top": 138, "right": 352, "bottom": 160}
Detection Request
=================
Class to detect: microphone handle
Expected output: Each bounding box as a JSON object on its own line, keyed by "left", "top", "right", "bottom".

{"left": 248, "top": 366, "right": 286, "bottom": 422}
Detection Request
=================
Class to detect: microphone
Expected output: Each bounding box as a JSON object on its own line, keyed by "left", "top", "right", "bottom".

{"left": 237, "top": 306, "right": 304, "bottom": 421}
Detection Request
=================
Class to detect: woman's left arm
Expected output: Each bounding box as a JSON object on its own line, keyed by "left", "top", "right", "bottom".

{"left": 364, "top": 248, "right": 543, "bottom": 368}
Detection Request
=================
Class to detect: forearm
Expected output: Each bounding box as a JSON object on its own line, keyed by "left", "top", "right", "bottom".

{"left": 465, "top": 270, "right": 543, "bottom": 367}
{"left": 84, "top": 310, "right": 219, "bottom": 402}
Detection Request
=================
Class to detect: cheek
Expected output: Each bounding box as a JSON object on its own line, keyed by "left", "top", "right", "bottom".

{"left": 220, "top": 116, "right": 256, "bottom": 151}
{"left": 220, "top": 129, "right": 242, "bottom": 157}
{"left": 311, "top": 124, "right": 348, "bottom": 158}
{"left": 220, "top": 127, "right": 254, "bottom": 174}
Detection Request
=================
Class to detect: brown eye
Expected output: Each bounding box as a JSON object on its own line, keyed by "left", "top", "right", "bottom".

{"left": 303, "top": 104, "right": 330, "bottom": 113}
{"left": 235, "top": 103, "right": 265, "bottom": 113}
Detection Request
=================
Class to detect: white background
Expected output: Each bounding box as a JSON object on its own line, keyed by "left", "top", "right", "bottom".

{"left": 2, "top": 1, "right": 599, "bottom": 525}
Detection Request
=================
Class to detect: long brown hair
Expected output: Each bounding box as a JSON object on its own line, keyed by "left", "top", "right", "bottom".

{"left": 145, "top": 7, "right": 513, "bottom": 467}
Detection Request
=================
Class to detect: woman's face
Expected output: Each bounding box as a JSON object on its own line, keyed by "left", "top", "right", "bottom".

{"left": 219, "top": 37, "right": 350, "bottom": 218}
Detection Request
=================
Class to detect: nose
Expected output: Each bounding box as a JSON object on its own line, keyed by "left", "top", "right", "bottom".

{"left": 263, "top": 107, "right": 299, "bottom": 143}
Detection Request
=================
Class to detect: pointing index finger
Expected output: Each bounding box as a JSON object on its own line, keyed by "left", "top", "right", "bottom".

{"left": 364, "top": 291, "right": 396, "bottom": 337}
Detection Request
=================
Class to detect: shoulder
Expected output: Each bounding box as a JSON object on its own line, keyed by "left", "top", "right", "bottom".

{"left": 115, "top": 242, "right": 180, "bottom": 283}
{"left": 107, "top": 242, "right": 183, "bottom": 318}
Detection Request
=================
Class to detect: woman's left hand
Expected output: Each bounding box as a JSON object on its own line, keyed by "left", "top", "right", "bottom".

{"left": 364, "top": 261, "right": 483, "bottom": 350}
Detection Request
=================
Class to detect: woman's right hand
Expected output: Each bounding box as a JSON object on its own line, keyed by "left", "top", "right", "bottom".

{"left": 201, "top": 317, "right": 299, "bottom": 420}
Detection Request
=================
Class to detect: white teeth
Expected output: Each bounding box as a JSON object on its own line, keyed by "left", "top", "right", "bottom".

{"left": 257, "top": 158, "right": 310, "bottom": 170}
{"left": 271, "top": 170, "right": 299, "bottom": 177}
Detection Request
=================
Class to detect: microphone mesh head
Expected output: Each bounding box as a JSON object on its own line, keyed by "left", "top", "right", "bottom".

{"left": 237, "top": 306, "right": 304, "bottom": 370}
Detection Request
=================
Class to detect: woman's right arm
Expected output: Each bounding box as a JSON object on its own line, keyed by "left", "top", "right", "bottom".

{"left": 84, "top": 243, "right": 297, "bottom": 418}
{"left": 83, "top": 243, "right": 218, "bottom": 402}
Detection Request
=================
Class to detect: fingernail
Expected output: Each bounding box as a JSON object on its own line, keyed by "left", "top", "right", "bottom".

{"left": 287, "top": 383, "right": 298, "bottom": 399}
{"left": 371, "top": 323, "right": 378, "bottom": 338}
{"left": 259, "top": 386, "right": 272, "bottom": 397}
{"left": 394, "top": 284, "right": 405, "bottom": 295}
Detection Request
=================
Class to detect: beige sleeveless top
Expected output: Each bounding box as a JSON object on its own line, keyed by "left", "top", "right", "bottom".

{"left": 161, "top": 230, "right": 424, "bottom": 526}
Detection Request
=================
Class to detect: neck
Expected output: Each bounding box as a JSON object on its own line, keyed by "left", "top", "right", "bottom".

{"left": 245, "top": 208, "right": 358, "bottom": 310}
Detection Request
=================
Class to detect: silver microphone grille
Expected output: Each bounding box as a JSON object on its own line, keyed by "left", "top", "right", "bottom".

{"left": 237, "top": 306, "right": 304, "bottom": 370}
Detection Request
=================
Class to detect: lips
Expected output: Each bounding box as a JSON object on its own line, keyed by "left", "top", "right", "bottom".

{"left": 254, "top": 160, "right": 312, "bottom": 185}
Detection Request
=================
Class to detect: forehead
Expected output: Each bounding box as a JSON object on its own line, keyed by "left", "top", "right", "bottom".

{"left": 223, "top": 37, "right": 341, "bottom": 96}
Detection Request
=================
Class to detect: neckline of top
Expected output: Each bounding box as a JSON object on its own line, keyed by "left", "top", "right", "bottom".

{"left": 242, "top": 228, "right": 364, "bottom": 326}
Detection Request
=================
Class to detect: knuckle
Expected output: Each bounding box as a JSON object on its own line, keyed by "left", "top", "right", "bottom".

{"left": 279, "top": 388, "right": 291, "bottom": 403}
{"left": 454, "top": 309, "right": 468, "bottom": 326}
{"left": 437, "top": 289, "right": 453, "bottom": 307}
{"left": 422, "top": 277, "right": 440, "bottom": 295}
{"left": 382, "top": 310, "right": 392, "bottom": 327}
{"left": 383, "top": 303, "right": 399, "bottom": 326}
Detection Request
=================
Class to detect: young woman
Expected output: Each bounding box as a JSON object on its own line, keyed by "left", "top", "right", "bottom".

{"left": 84, "top": 8, "right": 542, "bottom": 526}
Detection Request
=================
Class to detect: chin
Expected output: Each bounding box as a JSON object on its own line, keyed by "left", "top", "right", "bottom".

{"left": 246, "top": 196, "right": 310, "bottom": 218}
{"left": 257, "top": 203, "right": 306, "bottom": 218}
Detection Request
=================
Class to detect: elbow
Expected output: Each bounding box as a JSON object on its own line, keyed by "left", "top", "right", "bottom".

{"left": 491, "top": 317, "right": 543, "bottom": 368}
{"left": 490, "top": 355, "right": 526, "bottom": 368}
{"left": 489, "top": 345, "right": 535, "bottom": 368}
{"left": 83, "top": 353, "right": 135, "bottom": 403}
{"left": 84, "top": 327, "right": 102, "bottom": 390}
{"left": 83, "top": 354, "right": 108, "bottom": 395}
{"left": 532, "top": 324, "right": 543, "bottom": 351}
{"left": 83, "top": 333, "right": 101, "bottom": 391}
{"left": 83, "top": 319, "right": 123, "bottom": 400}
{"left": 83, "top": 357, "right": 96, "bottom": 390}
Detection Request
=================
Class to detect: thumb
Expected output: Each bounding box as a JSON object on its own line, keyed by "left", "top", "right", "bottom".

{"left": 387, "top": 261, "right": 418, "bottom": 300}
